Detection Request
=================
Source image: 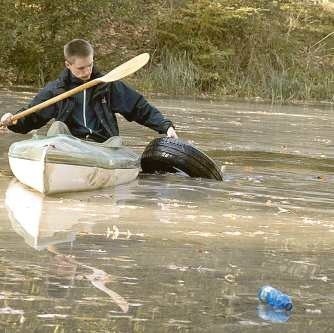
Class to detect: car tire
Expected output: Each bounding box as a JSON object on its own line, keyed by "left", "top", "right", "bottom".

{"left": 141, "top": 137, "right": 223, "bottom": 180}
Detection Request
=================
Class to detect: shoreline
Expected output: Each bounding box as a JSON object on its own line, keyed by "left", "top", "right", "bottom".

{"left": 1, "top": 85, "right": 333, "bottom": 108}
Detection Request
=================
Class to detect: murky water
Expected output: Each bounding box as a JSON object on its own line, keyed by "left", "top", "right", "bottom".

{"left": 0, "top": 89, "right": 334, "bottom": 332}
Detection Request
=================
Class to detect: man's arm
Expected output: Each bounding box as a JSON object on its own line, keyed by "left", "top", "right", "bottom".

{"left": 109, "top": 81, "right": 178, "bottom": 138}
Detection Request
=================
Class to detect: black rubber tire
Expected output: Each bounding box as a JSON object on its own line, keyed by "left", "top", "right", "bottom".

{"left": 141, "top": 137, "right": 223, "bottom": 181}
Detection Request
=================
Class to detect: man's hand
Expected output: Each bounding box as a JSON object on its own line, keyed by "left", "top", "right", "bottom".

{"left": 0, "top": 113, "right": 16, "bottom": 130}
{"left": 167, "top": 126, "right": 178, "bottom": 139}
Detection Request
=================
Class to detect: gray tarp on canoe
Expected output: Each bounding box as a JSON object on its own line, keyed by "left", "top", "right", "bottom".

{"left": 8, "top": 135, "right": 140, "bottom": 170}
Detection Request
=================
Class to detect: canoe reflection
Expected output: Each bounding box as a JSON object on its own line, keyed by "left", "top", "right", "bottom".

{"left": 5, "top": 179, "right": 120, "bottom": 250}
{"left": 5, "top": 180, "right": 129, "bottom": 312}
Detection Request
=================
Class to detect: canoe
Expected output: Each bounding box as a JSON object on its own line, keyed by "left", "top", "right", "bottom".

{"left": 8, "top": 134, "right": 140, "bottom": 194}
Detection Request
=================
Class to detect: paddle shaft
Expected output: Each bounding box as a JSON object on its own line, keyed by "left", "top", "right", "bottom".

{"left": 11, "top": 78, "right": 100, "bottom": 122}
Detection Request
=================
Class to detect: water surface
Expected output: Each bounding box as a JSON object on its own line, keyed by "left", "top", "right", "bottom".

{"left": 1, "top": 90, "right": 334, "bottom": 332}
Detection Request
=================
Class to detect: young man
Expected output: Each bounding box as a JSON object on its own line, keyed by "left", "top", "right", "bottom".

{"left": 1, "top": 39, "right": 177, "bottom": 141}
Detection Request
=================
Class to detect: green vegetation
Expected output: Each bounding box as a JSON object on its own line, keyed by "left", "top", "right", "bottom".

{"left": 0, "top": 0, "right": 114, "bottom": 85}
{"left": 139, "top": 50, "right": 200, "bottom": 96}
{"left": 0, "top": 0, "right": 333, "bottom": 102}
{"left": 153, "top": 0, "right": 334, "bottom": 102}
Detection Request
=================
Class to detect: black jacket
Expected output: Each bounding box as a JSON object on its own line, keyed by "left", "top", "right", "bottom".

{"left": 9, "top": 68, "right": 174, "bottom": 142}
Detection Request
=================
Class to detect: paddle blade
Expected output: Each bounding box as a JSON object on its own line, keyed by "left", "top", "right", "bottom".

{"left": 100, "top": 53, "right": 150, "bottom": 83}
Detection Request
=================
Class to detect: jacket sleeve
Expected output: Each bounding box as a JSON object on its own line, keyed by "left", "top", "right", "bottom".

{"left": 110, "top": 81, "right": 174, "bottom": 134}
{"left": 8, "top": 83, "right": 57, "bottom": 134}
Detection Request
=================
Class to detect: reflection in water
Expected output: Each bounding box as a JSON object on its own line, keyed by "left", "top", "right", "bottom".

{"left": 5, "top": 180, "right": 129, "bottom": 313}
{"left": 256, "top": 304, "right": 291, "bottom": 323}
{"left": 46, "top": 245, "right": 78, "bottom": 299}
{"left": 47, "top": 246, "right": 129, "bottom": 313}
{"left": 5, "top": 180, "right": 77, "bottom": 250}
{"left": 0, "top": 93, "right": 334, "bottom": 331}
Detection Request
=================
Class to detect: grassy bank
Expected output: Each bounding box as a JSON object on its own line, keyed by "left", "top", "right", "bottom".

{"left": 147, "top": 0, "right": 334, "bottom": 103}
{"left": 0, "top": 0, "right": 333, "bottom": 103}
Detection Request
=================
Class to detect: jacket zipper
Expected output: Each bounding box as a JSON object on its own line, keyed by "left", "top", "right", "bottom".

{"left": 83, "top": 89, "right": 92, "bottom": 134}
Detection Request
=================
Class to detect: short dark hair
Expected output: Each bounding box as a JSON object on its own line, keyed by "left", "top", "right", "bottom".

{"left": 64, "top": 39, "right": 94, "bottom": 62}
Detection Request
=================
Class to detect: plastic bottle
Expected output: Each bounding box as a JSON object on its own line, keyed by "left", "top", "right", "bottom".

{"left": 258, "top": 285, "right": 293, "bottom": 310}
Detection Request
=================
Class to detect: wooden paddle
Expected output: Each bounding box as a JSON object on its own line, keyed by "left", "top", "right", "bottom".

{"left": 0, "top": 53, "right": 150, "bottom": 126}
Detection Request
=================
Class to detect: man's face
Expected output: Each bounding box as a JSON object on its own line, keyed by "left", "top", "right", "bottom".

{"left": 65, "top": 55, "right": 94, "bottom": 81}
